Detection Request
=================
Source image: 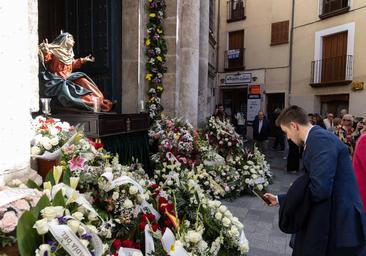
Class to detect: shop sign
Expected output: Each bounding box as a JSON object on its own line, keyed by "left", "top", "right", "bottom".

{"left": 247, "top": 94, "right": 261, "bottom": 123}
{"left": 249, "top": 84, "right": 261, "bottom": 94}
{"left": 225, "top": 73, "right": 252, "bottom": 84}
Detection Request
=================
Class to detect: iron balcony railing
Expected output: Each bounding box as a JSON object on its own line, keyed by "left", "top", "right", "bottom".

{"left": 224, "top": 48, "right": 245, "bottom": 70}
{"left": 310, "top": 55, "right": 353, "bottom": 85}
{"left": 227, "top": 0, "right": 246, "bottom": 22}
{"left": 319, "top": 0, "right": 350, "bottom": 18}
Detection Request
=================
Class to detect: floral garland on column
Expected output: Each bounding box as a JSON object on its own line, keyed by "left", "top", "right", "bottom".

{"left": 144, "top": 0, "right": 168, "bottom": 121}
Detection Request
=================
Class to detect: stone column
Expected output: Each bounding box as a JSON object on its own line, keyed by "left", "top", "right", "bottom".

{"left": 0, "top": 0, "right": 40, "bottom": 185}
{"left": 161, "top": 0, "right": 178, "bottom": 117}
{"left": 121, "top": 0, "right": 139, "bottom": 113}
{"left": 197, "top": 0, "right": 210, "bottom": 127}
{"left": 177, "top": 0, "right": 200, "bottom": 127}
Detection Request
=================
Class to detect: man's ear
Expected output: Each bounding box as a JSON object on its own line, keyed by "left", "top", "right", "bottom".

{"left": 289, "top": 122, "right": 297, "bottom": 130}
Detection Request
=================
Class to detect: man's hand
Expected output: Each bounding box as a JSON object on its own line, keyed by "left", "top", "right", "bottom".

{"left": 263, "top": 193, "right": 279, "bottom": 206}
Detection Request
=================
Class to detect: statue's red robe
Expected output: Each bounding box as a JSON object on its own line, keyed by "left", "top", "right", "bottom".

{"left": 44, "top": 52, "right": 113, "bottom": 112}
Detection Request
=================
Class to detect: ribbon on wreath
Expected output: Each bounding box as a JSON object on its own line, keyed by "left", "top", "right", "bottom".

{"left": 101, "top": 173, "right": 160, "bottom": 220}
{"left": 47, "top": 216, "right": 104, "bottom": 256}
{"left": 118, "top": 225, "right": 188, "bottom": 256}
{"left": 0, "top": 188, "right": 38, "bottom": 207}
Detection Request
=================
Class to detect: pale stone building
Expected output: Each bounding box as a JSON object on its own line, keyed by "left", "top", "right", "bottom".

{"left": 0, "top": 0, "right": 218, "bottom": 179}
{"left": 291, "top": 0, "right": 366, "bottom": 117}
{"left": 216, "top": 0, "right": 292, "bottom": 135}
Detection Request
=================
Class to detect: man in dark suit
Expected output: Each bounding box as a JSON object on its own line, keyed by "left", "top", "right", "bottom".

{"left": 264, "top": 105, "right": 366, "bottom": 256}
{"left": 252, "top": 111, "right": 270, "bottom": 154}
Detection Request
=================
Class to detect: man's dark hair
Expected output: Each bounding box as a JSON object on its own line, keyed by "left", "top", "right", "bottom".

{"left": 275, "top": 105, "right": 309, "bottom": 126}
{"left": 217, "top": 104, "right": 224, "bottom": 108}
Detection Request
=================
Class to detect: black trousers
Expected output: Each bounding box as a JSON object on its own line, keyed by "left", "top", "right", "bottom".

{"left": 287, "top": 139, "right": 300, "bottom": 172}
{"left": 273, "top": 127, "right": 285, "bottom": 150}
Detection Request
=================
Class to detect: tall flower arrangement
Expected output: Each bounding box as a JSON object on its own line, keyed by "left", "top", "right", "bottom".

{"left": 145, "top": 0, "right": 168, "bottom": 120}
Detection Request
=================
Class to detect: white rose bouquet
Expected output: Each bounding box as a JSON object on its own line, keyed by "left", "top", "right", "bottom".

{"left": 31, "top": 116, "right": 76, "bottom": 160}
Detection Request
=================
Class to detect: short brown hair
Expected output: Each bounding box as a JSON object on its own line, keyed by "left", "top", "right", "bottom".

{"left": 275, "top": 105, "right": 309, "bottom": 126}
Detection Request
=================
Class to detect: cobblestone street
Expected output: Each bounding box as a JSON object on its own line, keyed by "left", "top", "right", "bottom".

{"left": 224, "top": 143, "right": 301, "bottom": 256}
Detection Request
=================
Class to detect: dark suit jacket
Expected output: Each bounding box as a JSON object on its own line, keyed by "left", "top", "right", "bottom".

{"left": 252, "top": 118, "right": 270, "bottom": 141}
{"left": 279, "top": 126, "right": 366, "bottom": 256}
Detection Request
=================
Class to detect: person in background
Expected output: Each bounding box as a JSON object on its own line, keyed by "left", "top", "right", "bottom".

{"left": 335, "top": 114, "right": 358, "bottom": 156}
{"left": 308, "top": 113, "right": 315, "bottom": 125}
{"left": 214, "top": 104, "right": 229, "bottom": 122}
{"left": 253, "top": 111, "right": 271, "bottom": 154}
{"left": 287, "top": 139, "right": 300, "bottom": 174}
{"left": 339, "top": 108, "right": 348, "bottom": 119}
{"left": 314, "top": 113, "right": 326, "bottom": 129}
{"left": 272, "top": 107, "right": 285, "bottom": 151}
{"left": 264, "top": 105, "right": 366, "bottom": 256}
{"left": 333, "top": 117, "right": 342, "bottom": 130}
{"left": 234, "top": 111, "right": 246, "bottom": 139}
{"left": 323, "top": 112, "right": 335, "bottom": 132}
{"left": 353, "top": 119, "right": 366, "bottom": 213}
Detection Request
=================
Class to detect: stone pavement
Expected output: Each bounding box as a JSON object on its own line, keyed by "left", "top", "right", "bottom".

{"left": 223, "top": 141, "right": 301, "bottom": 256}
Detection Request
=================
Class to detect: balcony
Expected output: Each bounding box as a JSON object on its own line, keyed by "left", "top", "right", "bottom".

{"left": 224, "top": 48, "right": 245, "bottom": 71}
{"left": 227, "top": 0, "right": 246, "bottom": 22}
{"left": 319, "top": 0, "right": 350, "bottom": 19}
{"left": 310, "top": 55, "right": 353, "bottom": 87}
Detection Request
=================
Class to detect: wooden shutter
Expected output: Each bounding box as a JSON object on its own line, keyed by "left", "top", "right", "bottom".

{"left": 228, "top": 30, "right": 244, "bottom": 69}
{"left": 321, "top": 31, "right": 348, "bottom": 82}
{"left": 271, "top": 20, "right": 289, "bottom": 45}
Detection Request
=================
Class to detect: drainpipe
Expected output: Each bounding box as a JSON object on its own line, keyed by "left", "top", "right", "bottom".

{"left": 216, "top": 0, "right": 221, "bottom": 100}
{"left": 288, "top": 0, "right": 295, "bottom": 106}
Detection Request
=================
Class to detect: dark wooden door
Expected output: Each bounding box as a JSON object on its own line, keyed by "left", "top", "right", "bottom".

{"left": 322, "top": 31, "right": 347, "bottom": 83}
{"left": 228, "top": 30, "right": 244, "bottom": 69}
{"left": 38, "top": 0, "right": 122, "bottom": 113}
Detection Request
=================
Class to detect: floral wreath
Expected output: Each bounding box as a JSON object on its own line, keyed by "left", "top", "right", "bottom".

{"left": 144, "top": 0, "right": 168, "bottom": 121}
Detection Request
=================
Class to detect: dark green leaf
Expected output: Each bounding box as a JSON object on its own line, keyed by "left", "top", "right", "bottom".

{"left": 16, "top": 211, "right": 40, "bottom": 256}
{"left": 45, "top": 169, "right": 55, "bottom": 185}
{"left": 52, "top": 190, "right": 65, "bottom": 207}
{"left": 62, "top": 169, "right": 71, "bottom": 186}
{"left": 26, "top": 179, "right": 39, "bottom": 189}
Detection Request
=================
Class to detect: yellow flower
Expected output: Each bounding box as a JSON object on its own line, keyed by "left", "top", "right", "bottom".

{"left": 156, "top": 85, "right": 163, "bottom": 92}
{"left": 157, "top": 28, "right": 163, "bottom": 34}
{"left": 148, "top": 0, "right": 152, "bottom": 2}
{"left": 70, "top": 177, "right": 80, "bottom": 190}
{"left": 156, "top": 56, "right": 163, "bottom": 62}
{"left": 145, "top": 39, "right": 151, "bottom": 46}
{"left": 149, "top": 13, "right": 156, "bottom": 18}
{"left": 53, "top": 166, "right": 63, "bottom": 184}
{"left": 145, "top": 73, "right": 153, "bottom": 81}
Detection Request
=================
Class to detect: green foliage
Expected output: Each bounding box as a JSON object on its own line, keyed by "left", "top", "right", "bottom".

{"left": 26, "top": 179, "right": 39, "bottom": 189}
{"left": 62, "top": 168, "right": 71, "bottom": 186}
{"left": 16, "top": 211, "right": 40, "bottom": 256}
{"left": 45, "top": 169, "right": 55, "bottom": 185}
{"left": 52, "top": 190, "right": 65, "bottom": 207}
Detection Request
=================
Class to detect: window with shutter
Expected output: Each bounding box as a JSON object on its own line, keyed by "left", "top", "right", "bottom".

{"left": 271, "top": 20, "right": 289, "bottom": 46}
{"left": 320, "top": 0, "right": 350, "bottom": 19}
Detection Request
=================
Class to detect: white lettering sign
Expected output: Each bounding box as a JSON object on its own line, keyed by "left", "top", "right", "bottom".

{"left": 225, "top": 73, "right": 251, "bottom": 84}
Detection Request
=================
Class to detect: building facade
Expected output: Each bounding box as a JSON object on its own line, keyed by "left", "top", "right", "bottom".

{"left": 291, "top": 0, "right": 366, "bottom": 117}
{"left": 217, "top": 0, "right": 292, "bottom": 134}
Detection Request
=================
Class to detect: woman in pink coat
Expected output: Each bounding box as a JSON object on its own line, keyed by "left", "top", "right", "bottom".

{"left": 353, "top": 119, "right": 366, "bottom": 212}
